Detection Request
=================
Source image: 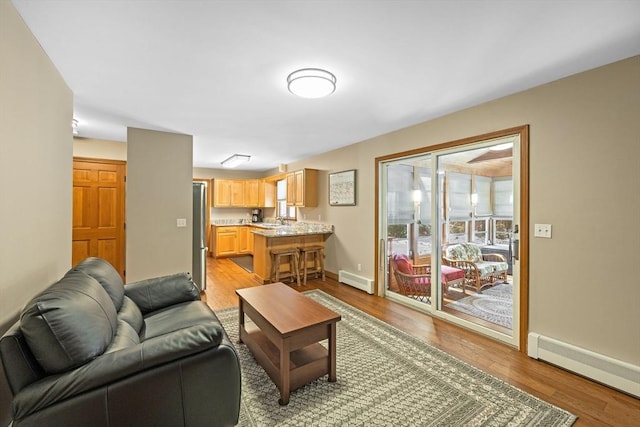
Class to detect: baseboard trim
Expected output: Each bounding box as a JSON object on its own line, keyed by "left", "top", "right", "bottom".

{"left": 528, "top": 332, "right": 640, "bottom": 397}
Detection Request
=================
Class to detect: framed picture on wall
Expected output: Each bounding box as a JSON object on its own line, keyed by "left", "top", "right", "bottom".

{"left": 329, "top": 169, "right": 356, "bottom": 206}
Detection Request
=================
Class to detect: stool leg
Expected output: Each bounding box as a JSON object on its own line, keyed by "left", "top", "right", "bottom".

{"left": 301, "top": 251, "right": 308, "bottom": 286}
{"left": 294, "top": 252, "right": 301, "bottom": 286}
{"left": 274, "top": 254, "right": 281, "bottom": 283}
{"left": 319, "top": 249, "right": 325, "bottom": 281}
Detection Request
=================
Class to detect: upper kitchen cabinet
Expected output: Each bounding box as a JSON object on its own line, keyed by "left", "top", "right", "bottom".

{"left": 212, "top": 179, "right": 245, "bottom": 207}
{"left": 286, "top": 168, "right": 318, "bottom": 207}
{"left": 259, "top": 180, "right": 276, "bottom": 208}
{"left": 244, "top": 179, "right": 260, "bottom": 207}
{"left": 213, "top": 178, "right": 276, "bottom": 208}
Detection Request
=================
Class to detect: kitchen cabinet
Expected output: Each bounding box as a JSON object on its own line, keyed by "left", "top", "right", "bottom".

{"left": 213, "top": 179, "right": 245, "bottom": 207}
{"left": 215, "top": 226, "right": 238, "bottom": 257}
{"left": 286, "top": 168, "right": 318, "bottom": 207}
{"left": 238, "top": 226, "right": 251, "bottom": 254}
{"left": 259, "top": 180, "right": 276, "bottom": 208}
{"left": 213, "top": 178, "right": 274, "bottom": 208}
{"left": 213, "top": 225, "right": 256, "bottom": 257}
{"left": 244, "top": 179, "right": 260, "bottom": 207}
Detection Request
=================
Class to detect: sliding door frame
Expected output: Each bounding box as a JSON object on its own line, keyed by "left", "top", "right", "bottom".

{"left": 375, "top": 125, "right": 529, "bottom": 352}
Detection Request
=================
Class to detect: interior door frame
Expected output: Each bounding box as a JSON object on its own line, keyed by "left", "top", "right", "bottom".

{"left": 375, "top": 125, "right": 529, "bottom": 352}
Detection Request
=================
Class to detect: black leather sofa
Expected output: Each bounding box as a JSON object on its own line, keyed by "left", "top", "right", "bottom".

{"left": 0, "top": 257, "right": 241, "bottom": 426}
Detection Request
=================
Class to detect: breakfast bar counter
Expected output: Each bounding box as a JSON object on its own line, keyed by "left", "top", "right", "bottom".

{"left": 252, "top": 225, "right": 333, "bottom": 284}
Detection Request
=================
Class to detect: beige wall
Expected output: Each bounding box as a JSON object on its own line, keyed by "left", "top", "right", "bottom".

{"left": 0, "top": 1, "right": 73, "bottom": 423}
{"left": 56, "top": 53, "right": 640, "bottom": 369}
{"left": 126, "top": 128, "right": 193, "bottom": 282}
{"left": 73, "top": 137, "right": 126, "bottom": 160}
{"left": 288, "top": 56, "right": 640, "bottom": 366}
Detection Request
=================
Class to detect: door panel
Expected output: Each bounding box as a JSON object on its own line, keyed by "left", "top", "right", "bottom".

{"left": 377, "top": 126, "right": 528, "bottom": 349}
{"left": 72, "top": 159, "right": 126, "bottom": 278}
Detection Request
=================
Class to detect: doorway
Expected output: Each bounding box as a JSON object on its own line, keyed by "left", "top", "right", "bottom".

{"left": 377, "top": 126, "right": 529, "bottom": 349}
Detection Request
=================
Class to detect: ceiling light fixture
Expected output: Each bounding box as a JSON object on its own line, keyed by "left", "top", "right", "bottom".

{"left": 72, "top": 118, "right": 79, "bottom": 135}
{"left": 221, "top": 154, "right": 251, "bottom": 168}
{"left": 287, "top": 68, "right": 336, "bottom": 99}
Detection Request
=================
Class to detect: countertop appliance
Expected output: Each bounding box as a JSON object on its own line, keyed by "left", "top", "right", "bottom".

{"left": 251, "top": 208, "right": 263, "bottom": 223}
{"left": 192, "top": 182, "right": 207, "bottom": 291}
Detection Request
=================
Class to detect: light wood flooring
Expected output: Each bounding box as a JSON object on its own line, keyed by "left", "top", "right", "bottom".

{"left": 204, "top": 257, "right": 639, "bottom": 427}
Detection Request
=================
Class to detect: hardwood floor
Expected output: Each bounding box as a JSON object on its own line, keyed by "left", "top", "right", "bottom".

{"left": 204, "top": 257, "right": 639, "bottom": 427}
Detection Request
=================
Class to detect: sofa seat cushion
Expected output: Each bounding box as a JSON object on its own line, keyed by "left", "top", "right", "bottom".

{"left": 441, "top": 265, "right": 465, "bottom": 282}
{"left": 20, "top": 271, "right": 118, "bottom": 374}
{"left": 141, "top": 301, "right": 219, "bottom": 341}
{"left": 475, "top": 261, "right": 509, "bottom": 277}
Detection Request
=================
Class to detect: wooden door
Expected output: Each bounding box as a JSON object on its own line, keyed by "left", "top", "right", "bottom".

{"left": 72, "top": 158, "right": 126, "bottom": 278}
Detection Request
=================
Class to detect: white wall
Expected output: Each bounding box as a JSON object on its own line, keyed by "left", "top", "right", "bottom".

{"left": 0, "top": 1, "right": 73, "bottom": 423}
{"left": 126, "top": 128, "right": 193, "bottom": 282}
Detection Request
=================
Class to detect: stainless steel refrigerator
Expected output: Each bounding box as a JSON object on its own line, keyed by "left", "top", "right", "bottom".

{"left": 192, "top": 182, "right": 207, "bottom": 291}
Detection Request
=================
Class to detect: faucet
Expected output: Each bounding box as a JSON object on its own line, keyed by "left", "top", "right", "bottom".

{"left": 276, "top": 216, "right": 285, "bottom": 225}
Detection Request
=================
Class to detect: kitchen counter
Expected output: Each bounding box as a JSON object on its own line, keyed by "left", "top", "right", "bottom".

{"left": 252, "top": 225, "right": 333, "bottom": 283}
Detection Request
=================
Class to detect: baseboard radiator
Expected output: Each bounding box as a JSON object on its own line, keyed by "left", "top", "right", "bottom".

{"left": 338, "top": 270, "right": 374, "bottom": 294}
{"left": 528, "top": 333, "right": 640, "bottom": 397}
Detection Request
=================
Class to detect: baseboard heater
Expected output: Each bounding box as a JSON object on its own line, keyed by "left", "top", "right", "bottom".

{"left": 528, "top": 333, "right": 640, "bottom": 397}
{"left": 338, "top": 270, "right": 374, "bottom": 294}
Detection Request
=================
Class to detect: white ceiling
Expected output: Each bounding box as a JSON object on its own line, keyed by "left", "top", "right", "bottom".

{"left": 12, "top": 0, "right": 640, "bottom": 171}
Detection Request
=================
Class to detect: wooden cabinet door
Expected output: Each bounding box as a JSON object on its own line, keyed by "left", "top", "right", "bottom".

{"left": 294, "top": 170, "right": 305, "bottom": 206}
{"left": 72, "top": 159, "right": 126, "bottom": 278}
{"left": 213, "top": 179, "right": 231, "bottom": 207}
{"left": 230, "top": 180, "right": 245, "bottom": 207}
{"left": 260, "top": 180, "right": 276, "bottom": 208}
{"left": 244, "top": 179, "right": 260, "bottom": 207}
{"left": 248, "top": 227, "right": 255, "bottom": 253}
{"left": 286, "top": 172, "right": 296, "bottom": 206}
{"left": 216, "top": 227, "right": 238, "bottom": 256}
{"left": 238, "top": 226, "right": 250, "bottom": 254}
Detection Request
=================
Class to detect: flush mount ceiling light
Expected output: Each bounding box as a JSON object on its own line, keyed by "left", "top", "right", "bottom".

{"left": 72, "top": 118, "right": 79, "bottom": 135}
{"left": 287, "top": 68, "right": 336, "bottom": 99}
{"left": 221, "top": 154, "right": 250, "bottom": 169}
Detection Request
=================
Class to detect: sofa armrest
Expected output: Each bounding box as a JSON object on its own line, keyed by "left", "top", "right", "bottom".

{"left": 482, "top": 253, "right": 507, "bottom": 262}
{"left": 125, "top": 272, "right": 200, "bottom": 314}
{"left": 12, "top": 321, "right": 225, "bottom": 419}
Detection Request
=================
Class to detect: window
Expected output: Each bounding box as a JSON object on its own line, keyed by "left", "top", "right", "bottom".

{"left": 276, "top": 180, "right": 296, "bottom": 220}
{"left": 493, "top": 219, "right": 513, "bottom": 245}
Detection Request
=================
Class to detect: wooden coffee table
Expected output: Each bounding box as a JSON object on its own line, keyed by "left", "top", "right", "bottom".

{"left": 236, "top": 282, "right": 341, "bottom": 405}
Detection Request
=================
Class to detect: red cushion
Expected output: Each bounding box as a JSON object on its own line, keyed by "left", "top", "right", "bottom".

{"left": 441, "top": 265, "right": 464, "bottom": 282}
{"left": 394, "top": 254, "right": 414, "bottom": 275}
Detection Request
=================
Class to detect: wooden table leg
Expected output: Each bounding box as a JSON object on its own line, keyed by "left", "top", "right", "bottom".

{"left": 278, "top": 338, "right": 291, "bottom": 405}
{"left": 238, "top": 299, "right": 244, "bottom": 344}
{"left": 328, "top": 322, "right": 337, "bottom": 382}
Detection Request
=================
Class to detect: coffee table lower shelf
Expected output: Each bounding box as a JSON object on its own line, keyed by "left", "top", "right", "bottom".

{"left": 240, "top": 323, "right": 331, "bottom": 404}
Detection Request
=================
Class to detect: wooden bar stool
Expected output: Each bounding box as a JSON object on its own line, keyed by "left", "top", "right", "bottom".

{"left": 298, "top": 245, "right": 325, "bottom": 286}
{"left": 270, "top": 248, "right": 301, "bottom": 286}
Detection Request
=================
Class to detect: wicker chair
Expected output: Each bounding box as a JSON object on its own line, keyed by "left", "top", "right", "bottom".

{"left": 443, "top": 243, "right": 508, "bottom": 292}
{"left": 390, "top": 254, "right": 433, "bottom": 303}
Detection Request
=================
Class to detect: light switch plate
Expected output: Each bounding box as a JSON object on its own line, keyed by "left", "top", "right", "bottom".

{"left": 534, "top": 223, "right": 552, "bottom": 238}
{"left": 176, "top": 218, "right": 187, "bottom": 227}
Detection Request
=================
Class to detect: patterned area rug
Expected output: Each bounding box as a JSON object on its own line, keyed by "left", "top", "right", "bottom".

{"left": 446, "top": 283, "right": 513, "bottom": 329}
{"left": 216, "top": 290, "right": 576, "bottom": 426}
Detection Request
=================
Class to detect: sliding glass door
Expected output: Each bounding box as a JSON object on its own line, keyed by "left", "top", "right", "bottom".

{"left": 378, "top": 128, "right": 527, "bottom": 348}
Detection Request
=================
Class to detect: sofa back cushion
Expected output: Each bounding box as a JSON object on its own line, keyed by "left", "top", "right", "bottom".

{"left": 445, "top": 244, "right": 467, "bottom": 260}
{"left": 393, "top": 254, "right": 414, "bottom": 275}
{"left": 462, "top": 243, "right": 483, "bottom": 262}
{"left": 72, "top": 257, "right": 125, "bottom": 311}
{"left": 20, "top": 270, "right": 118, "bottom": 374}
